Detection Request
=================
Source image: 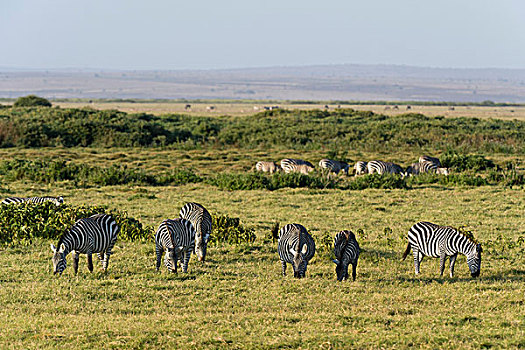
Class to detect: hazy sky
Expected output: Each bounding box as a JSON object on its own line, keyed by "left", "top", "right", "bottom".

{"left": 1, "top": 0, "right": 524, "bottom": 70}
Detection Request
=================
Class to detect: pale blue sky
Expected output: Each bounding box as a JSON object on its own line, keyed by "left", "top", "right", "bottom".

{"left": 1, "top": 0, "right": 524, "bottom": 70}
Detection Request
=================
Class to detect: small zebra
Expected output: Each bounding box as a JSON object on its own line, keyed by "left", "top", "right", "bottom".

{"left": 405, "top": 161, "right": 437, "bottom": 176}
{"left": 179, "top": 202, "right": 212, "bottom": 262}
{"left": 318, "top": 159, "right": 350, "bottom": 176}
{"left": 419, "top": 155, "right": 442, "bottom": 167}
{"left": 50, "top": 214, "right": 119, "bottom": 275}
{"left": 255, "top": 161, "right": 281, "bottom": 174}
{"left": 280, "top": 158, "right": 315, "bottom": 174}
{"left": 402, "top": 221, "right": 482, "bottom": 278}
{"left": 155, "top": 218, "right": 195, "bottom": 273}
{"left": 276, "top": 223, "right": 316, "bottom": 278}
{"left": 367, "top": 160, "right": 404, "bottom": 175}
{"left": 353, "top": 161, "right": 368, "bottom": 176}
{"left": 332, "top": 230, "right": 360, "bottom": 281}
{"left": 3, "top": 196, "right": 64, "bottom": 206}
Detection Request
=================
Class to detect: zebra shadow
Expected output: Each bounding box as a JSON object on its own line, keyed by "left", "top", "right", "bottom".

{"left": 397, "top": 269, "right": 525, "bottom": 284}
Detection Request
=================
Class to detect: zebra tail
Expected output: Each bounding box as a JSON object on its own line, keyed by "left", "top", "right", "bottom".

{"left": 402, "top": 242, "right": 411, "bottom": 261}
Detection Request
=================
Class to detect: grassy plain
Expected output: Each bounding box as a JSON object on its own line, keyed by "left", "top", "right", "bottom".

{"left": 0, "top": 104, "right": 524, "bottom": 348}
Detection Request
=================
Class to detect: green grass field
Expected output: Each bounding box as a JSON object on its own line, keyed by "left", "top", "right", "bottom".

{"left": 0, "top": 105, "right": 524, "bottom": 349}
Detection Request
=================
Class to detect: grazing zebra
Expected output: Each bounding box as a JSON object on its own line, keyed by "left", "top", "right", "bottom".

{"left": 184, "top": 104, "right": 191, "bottom": 110}
{"left": 318, "top": 159, "right": 350, "bottom": 176}
{"left": 353, "top": 161, "right": 368, "bottom": 176}
{"left": 276, "top": 223, "right": 316, "bottom": 278}
{"left": 280, "top": 158, "right": 315, "bottom": 174}
{"left": 419, "top": 155, "right": 442, "bottom": 167}
{"left": 332, "top": 230, "right": 360, "bottom": 281}
{"left": 50, "top": 214, "right": 119, "bottom": 275}
{"left": 255, "top": 161, "right": 281, "bottom": 174}
{"left": 155, "top": 218, "right": 195, "bottom": 273}
{"left": 402, "top": 221, "right": 482, "bottom": 278}
{"left": 179, "top": 202, "right": 212, "bottom": 262}
{"left": 405, "top": 161, "right": 438, "bottom": 176}
{"left": 2, "top": 196, "right": 64, "bottom": 206}
{"left": 367, "top": 160, "right": 404, "bottom": 175}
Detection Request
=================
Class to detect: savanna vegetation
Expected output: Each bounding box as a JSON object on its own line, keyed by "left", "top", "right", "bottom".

{"left": 0, "top": 104, "right": 523, "bottom": 348}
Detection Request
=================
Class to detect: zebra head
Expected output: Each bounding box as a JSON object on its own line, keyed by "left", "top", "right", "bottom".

{"left": 50, "top": 243, "right": 67, "bottom": 275}
{"left": 332, "top": 231, "right": 352, "bottom": 281}
{"left": 467, "top": 243, "right": 482, "bottom": 278}
{"left": 290, "top": 244, "right": 309, "bottom": 278}
{"left": 436, "top": 167, "right": 450, "bottom": 175}
{"left": 332, "top": 258, "right": 349, "bottom": 281}
{"left": 56, "top": 196, "right": 64, "bottom": 206}
{"left": 194, "top": 222, "right": 210, "bottom": 262}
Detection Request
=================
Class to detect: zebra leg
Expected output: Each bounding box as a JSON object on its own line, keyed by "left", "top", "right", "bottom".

{"left": 72, "top": 251, "right": 80, "bottom": 275}
{"left": 281, "top": 260, "right": 287, "bottom": 276}
{"left": 439, "top": 252, "right": 447, "bottom": 276}
{"left": 102, "top": 252, "right": 111, "bottom": 271}
{"left": 87, "top": 252, "right": 94, "bottom": 272}
{"left": 352, "top": 263, "right": 357, "bottom": 281}
{"left": 182, "top": 249, "right": 191, "bottom": 273}
{"left": 449, "top": 253, "right": 458, "bottom": 278}
{"left": 412, "top": 248, "right": 421, "bottom": 275}
{"left": 155, "top": 247, "right": 163, "bottom": 271}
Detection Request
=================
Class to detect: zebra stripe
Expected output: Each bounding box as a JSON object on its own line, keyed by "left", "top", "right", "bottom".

{"left": 332, "top": 230, "right": 360, "bottom": 281}
{"left": 353, "top": 161, "right": 368, "bottom": 175}
{"left": 402, "top": 221, "right": 482, "bottom": 278}
{"left": 277, "top": 223, "right": 316, "bottom": 278}
{"left": 179, "top": 202, "right": 212, "bottom": 262}
{"left": 318, "top": 159, "right": 349, "bottom": 175}
{"left": 50, "top": 214, "right": 119, "bottom": 275}
{"left": 419, "top": 155, "right": 442, "bottom": 167}
{"left": 155, "top": 218, "right": 195, "bottom": 273}
{"left": 280, "top": 159, "right": 315, "bottom": 174}
{"left": 405, "top": 161, "right": 438, "bottom": 176}
{"left": 3, "top": 196, "right": 64, "bottom": 206}
{"left": 255, "top": 161, "right": 281, "bottom": 174}
{"left": 367, "top": 160, "right": 404, "bottom": 175}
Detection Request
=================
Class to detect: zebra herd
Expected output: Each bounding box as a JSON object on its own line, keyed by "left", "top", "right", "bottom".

{"left": 256, "top": 155, "right": 450, "bottom": 177}
{"left": 3, "top": 196, "right": 482, "bottom": 279}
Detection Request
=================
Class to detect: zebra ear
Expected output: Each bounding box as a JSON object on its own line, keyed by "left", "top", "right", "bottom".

{"left": 50, "top": 244, "right": 57, "bottom": 253}
{"left": 332, "top": 259, "right": 339, "bottom": 264}
{"left": 59, "top": 243, "right": 66, "bottom": 253}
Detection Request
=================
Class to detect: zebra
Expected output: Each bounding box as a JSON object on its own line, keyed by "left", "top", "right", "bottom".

{"left": 332, "top": 230, "right": 360, "bottom": 281}
{"left": 405, "top": 161, "right": 438, "bottom": 176}
{"left": 318, "top": 159, "right": 350, "bottom": 176}
{"left": 179, "top": 202, "right": 212, "bottom": 262}
{"left": 353, "top": 161, "right": 368, "bottom": 176}
{"left": 367, "top": 160, "right": 404, "bottom": 175}
{"left": 276, "top": 223, "right": 316, "bottom": 278}
{"left": 50, "top": 214, "right": 119, "bottom": 275}
{"left": 435, "top": 167, "right": 450, "bottom": 175}
{"left": 402, "top": 221, "right": 482, "bottom": 278}
{"left": 419, "top": 155, "right": 442, "bottom": 167}
{"left": 155, "top": 218, "right": 195, "bottom": 273}
{"left": 280, "top": 158, "right": 315, "bottom": 174}
{"left": 255, "top": 161, "right": 281, "bottom": 174}
{"left": 184, "top": 104, "right": 191, "bottom": 110}
{"left": 2, "top": 196, "right": 64, "bottom": 206}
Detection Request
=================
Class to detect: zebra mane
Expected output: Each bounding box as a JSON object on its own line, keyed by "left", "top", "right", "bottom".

{"left": 56, "top": 228, "right": 70, "bottom": 249}
{"left": 433, "top": 222, "right": 479, "bottom": 245}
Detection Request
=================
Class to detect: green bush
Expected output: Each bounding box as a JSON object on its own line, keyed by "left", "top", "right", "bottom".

{"left": 344, "top": 174, "right": 408, "bottom": 190}
{"left": 210, "top": 214, "right": 256, "bottom": 245}
{"left": 0, "top": 202, "right": 153, "bottom": 246}
{"left": 440, "top": 152, "right": 496, "bottom": 172}
{"left": 13, "top": 95, "right": 52, "bottom": 107}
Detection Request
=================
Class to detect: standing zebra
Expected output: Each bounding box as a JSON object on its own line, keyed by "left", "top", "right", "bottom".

{"left": 353, "top": 161, "right": 368, "bottom": 176}
{"left": 255, "top": 161, "right": 281, "bottom": 174}
{"left": 280, "top": 158, "right": 315, "bottom": 174}
{"left": 332, "top": 230, "right": 360, "bottom": 281}
{"left": 318, "top": 159, "right": 350, "bottom": 176}
{"left": 155, "top": 218, "right": 195, "bottom": 273}
{"left": 419, "top": 155, "right": 441, "bottom": 167}
{"left": 276, "top": 223, "right": 316, "bottom": 278}
{"left": 179, "top": 202, "right": 212, "bottom": 262}
{"left": 50, "top": 214, "right": 119, "bottom": 275}
{"left": 402, "top": 221, "right": 482, "bottom": 278}
{"left": 367, "top": 160, "right": 404, "bottom": 175}
{"left": 405, "top": 161, "right": 438, "bottom": 176}
{"left": 3, "top": 196, "right": 64, "bottom": 206}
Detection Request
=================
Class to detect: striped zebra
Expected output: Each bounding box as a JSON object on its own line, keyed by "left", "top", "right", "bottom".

{"left": 419, "top": 155, "right": 442, "bottom": 167}
{"left": 3, "top": 196, "right": 64, "bottom": 206}
{"left": 318, "top": 159, "right": 350, "bottom": 176}
{"left": 332, "top": 230, "right": 360, "bottom": 281}
{"left": 353, "top": 161, "right": 368, "bottom": 175}
{"left": 405, "top": 161, "right": 438, "bottom": 176}
{"left": 402, "top": 221, "right": 482, "bottom": 278}
{"left": 367, "top": 160, "right": 404, "bottom": 175}
{"left": 276, "top": 223, "right": 316, "bottom": 278}
{"left": 155, "top": 218, "right": 195, "bottom": 273}
{"left": 179, "top": 202, "right": 212, "bottom": 262}
{"left": 255, "top": 161, "right": 281, "bottom": 174}
{"left": 280, "top": 158, "right": 315, "bottom": 174}
{"left": 50, "top": 214, "right": 119, "bottom": 275}
{"left": 435, "top": 167, "right": 450, "bottom": 175}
